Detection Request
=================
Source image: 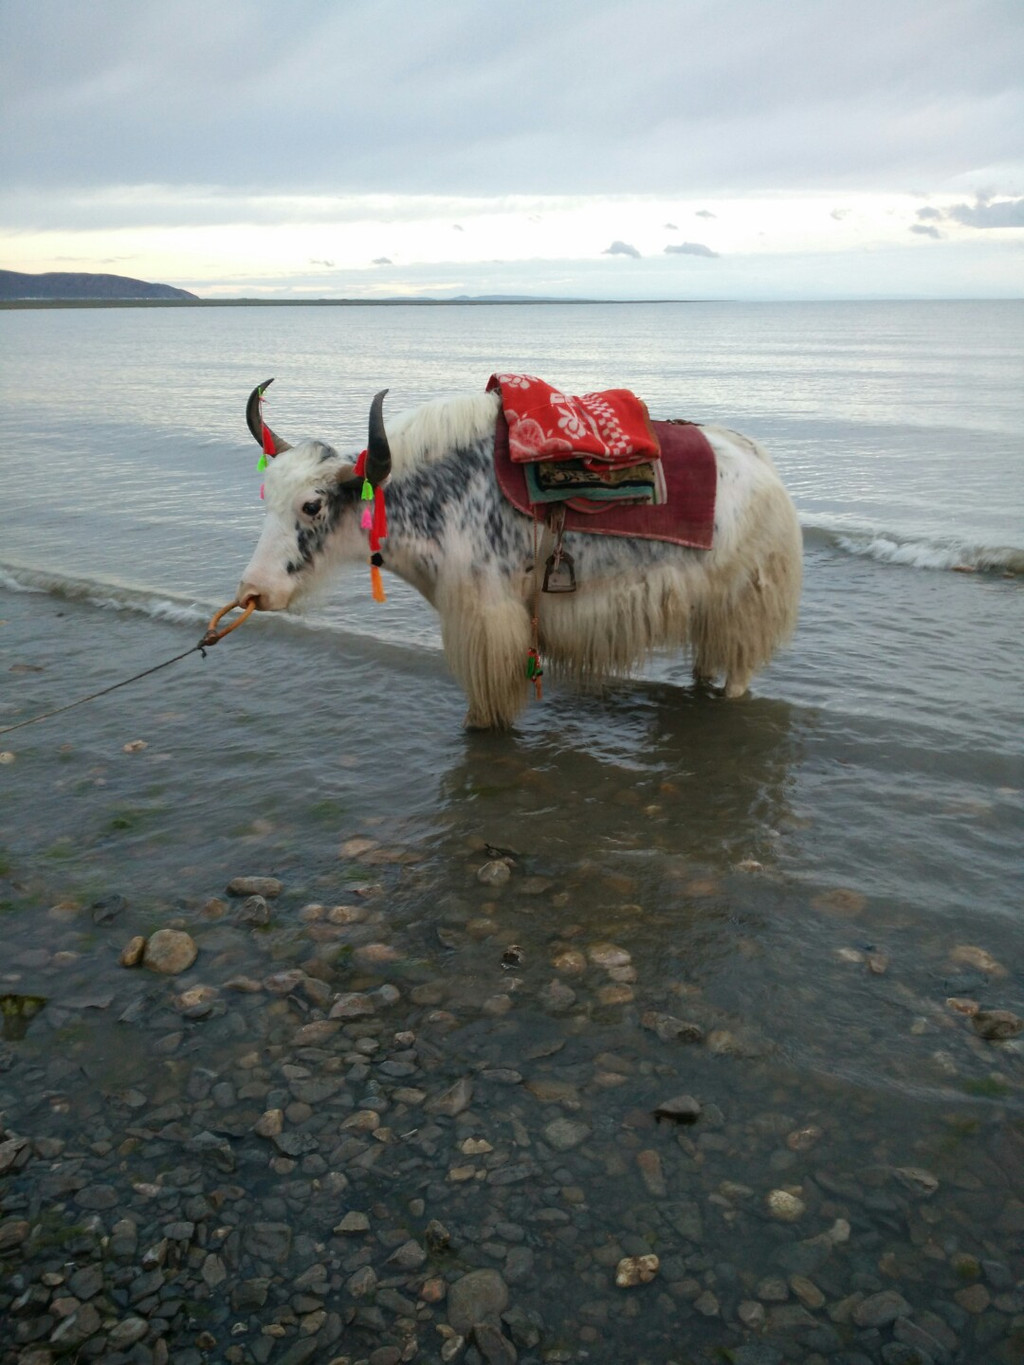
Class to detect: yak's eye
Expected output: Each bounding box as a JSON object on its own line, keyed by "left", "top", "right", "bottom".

{"left": 301, "top": 498, "right": 323, "bottom": 518}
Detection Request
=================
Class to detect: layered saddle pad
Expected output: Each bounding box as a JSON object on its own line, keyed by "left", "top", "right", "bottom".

{"left": 494, "top": 413, "right": 717, "bottom": 549}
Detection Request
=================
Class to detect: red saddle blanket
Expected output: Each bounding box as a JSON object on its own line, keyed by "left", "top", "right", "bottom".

{"left": 494, "top": 413, "right": 717, "bottom": 549}
{"left": 487, "top": 372, "right": 661, "bottom": 466}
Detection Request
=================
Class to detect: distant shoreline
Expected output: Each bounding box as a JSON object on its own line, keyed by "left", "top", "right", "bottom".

{"left": 2, "top": 296, "right": 1016, "bottom": 311}
{"left": 0, "top": 297, "right": 700, "bottom": 310}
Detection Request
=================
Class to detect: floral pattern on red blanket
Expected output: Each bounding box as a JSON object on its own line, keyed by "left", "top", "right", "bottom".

{"left": 486, "top": 373, "right": 661, "bottom": 468}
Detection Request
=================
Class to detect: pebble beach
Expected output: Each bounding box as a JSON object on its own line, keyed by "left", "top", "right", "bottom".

{"left": 3, "top": 809, "right": 1023, "bottom": 1365}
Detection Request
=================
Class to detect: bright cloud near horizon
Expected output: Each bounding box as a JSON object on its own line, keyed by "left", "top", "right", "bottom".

{"left": 1, "top": 0, "right": 1022, "bottom": 301}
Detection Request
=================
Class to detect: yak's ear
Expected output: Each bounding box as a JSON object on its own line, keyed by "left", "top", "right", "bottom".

{"left": 334, "top": 463, "right": 362, "bottom": 489}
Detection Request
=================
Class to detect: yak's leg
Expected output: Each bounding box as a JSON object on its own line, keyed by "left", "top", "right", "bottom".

{"left": 438, "top": 576, "right": 532, "bottom": 729}
{"left": 723, "top": 667, "right": 753, "bottom": 698}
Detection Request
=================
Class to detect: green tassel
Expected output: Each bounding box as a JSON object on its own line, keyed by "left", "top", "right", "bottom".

{"left": 257, "top": 454, "right": 268, "bottom": 472}
{"left": 361, "top": 478, "right": 373, "bottom": 501}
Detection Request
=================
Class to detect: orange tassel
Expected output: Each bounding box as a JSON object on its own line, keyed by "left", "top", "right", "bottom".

{"left": 370, "top": 562, "right": 386, "bottom": 602}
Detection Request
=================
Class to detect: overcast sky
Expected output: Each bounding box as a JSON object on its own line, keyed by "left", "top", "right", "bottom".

{"left": 2, "top": 0, "right": 1022, "bottom": 299}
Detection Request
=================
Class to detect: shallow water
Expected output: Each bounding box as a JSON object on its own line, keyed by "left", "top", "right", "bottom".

{"left": 1, "top": 301, "right": 1022, "bottom": 1363}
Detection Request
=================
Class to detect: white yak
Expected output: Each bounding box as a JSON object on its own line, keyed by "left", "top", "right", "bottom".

{"left": 237, "top": 383, "right": 802, "bottom": 728}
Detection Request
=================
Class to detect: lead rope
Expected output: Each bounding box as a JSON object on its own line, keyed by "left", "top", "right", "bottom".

{"left": 526, "top": 514, "right": 543, "bottom": 700}
{"left": 0, "top": 599, "right": 254, "bottom": 737}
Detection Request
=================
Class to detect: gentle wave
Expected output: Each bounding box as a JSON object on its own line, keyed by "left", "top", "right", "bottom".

{"left": 801, "top": 525, "right": 1024, "bottom": 576}
{"left": 0, "top": 561, "right": 444, "bottom": 659}
{"left": 0, "top": 562, "right": 212, "bottom": 624}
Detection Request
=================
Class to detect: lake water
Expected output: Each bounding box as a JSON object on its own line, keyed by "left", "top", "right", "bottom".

{"left": 0, "top": 301, "right": 1022, "bottom": 1363}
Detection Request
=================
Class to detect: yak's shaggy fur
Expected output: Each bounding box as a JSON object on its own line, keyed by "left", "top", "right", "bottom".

{"left": 239, "top": 389, "right": 802, "bottom": 728}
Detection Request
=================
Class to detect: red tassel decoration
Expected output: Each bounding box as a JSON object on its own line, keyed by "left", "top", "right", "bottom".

{"left": 353, "top": 450, "right": 388, "bottom": 600}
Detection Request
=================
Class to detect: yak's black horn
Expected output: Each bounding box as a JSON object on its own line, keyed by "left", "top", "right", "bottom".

{"left": 245, "top": 378, "right": 292, "bottom": 455}
{"left": 365, "top": 389, "right": 392, "bottom": 487}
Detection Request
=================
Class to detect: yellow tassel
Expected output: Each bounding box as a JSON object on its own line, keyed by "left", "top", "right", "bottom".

{"left": 370, "top": 562, "right": 386, "bottom": 603}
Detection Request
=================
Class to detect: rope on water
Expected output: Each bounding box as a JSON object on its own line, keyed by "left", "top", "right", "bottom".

{"left": 0, "top": 599, "right": 255, "bottom": 737}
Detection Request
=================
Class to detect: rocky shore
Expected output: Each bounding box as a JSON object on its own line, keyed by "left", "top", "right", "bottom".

{"left": 2, "top": 844, "right": 1023, "bottom": 1364}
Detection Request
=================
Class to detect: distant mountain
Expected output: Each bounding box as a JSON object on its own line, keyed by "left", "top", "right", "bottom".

{"left": 0, "top": 270, "right": 198, "bottom": 301}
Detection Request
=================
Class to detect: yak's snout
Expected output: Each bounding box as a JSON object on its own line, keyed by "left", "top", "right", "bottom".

{"left": 236, "top": 581, "right": 291, "bottom": 613}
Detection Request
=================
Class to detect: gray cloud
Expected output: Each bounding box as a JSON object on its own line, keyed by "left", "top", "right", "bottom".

{"left": 603, "top": 240, "right": 641, "bottom": 258}
{"left": 372, "top": 256, "right": 393, "bottom": 265}
{"left": 947, "top": 197, "right": 1024, "bottom": 228}
{"left": 309, "top": 258, "right": 335, "bottom": 267}
{"left": 664, "top": 242, "right": 719, "bottom": 258}
{"left": 909, "top": 224, "right": 941, "bottom": 239}
{"left": 915, "top": 207, "right": 943, "bottom": 221}
{"left": 695, "top": 210, "right": 717, "bottom": 219}
{"left": 664, "top": 221, "right": 679, "bottom": 230}
{"left": 1, "top": 0, "right": 1021, "bottom": 203}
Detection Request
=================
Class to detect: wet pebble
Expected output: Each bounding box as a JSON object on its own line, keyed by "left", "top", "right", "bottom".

{"left": 227, "top": 875, "right": 284, "bottom": 897}
{"left": 477, "top": 859, "right": 512, "bottom": 886}
{"left": 447, "top": 1268, "right": 509, "bottom": 1333}
{"left": 972, "top": 1008, "right": 1023, "bottom": 1040}
{"left": 766, "top": 1189, "right": 805, "bottom": 1221}
{"left": 542, "top": 1118, "right": 591, "bottom": 1151}
{"left": 653, "top": 1093, "right": 702, "bottom": 1125}
{"left": 615, "top": 1254, "right": 659, "bottom": 1287}
{"left": 141, "top": 928, "right": 198, "bottom": 974}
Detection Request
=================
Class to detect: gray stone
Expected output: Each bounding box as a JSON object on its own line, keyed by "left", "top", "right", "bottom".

{"left": 67, "top": 1264, "right": 104, "bottom": 1300}
{"left": 663, "top": 1200, "right": 703, "bottom": 1243}
{"left": 243, "top": 1222, "right": 292, "bottom": 1264}
{"left": 142, "top": 929, "right": 198, "bottom": 975}
{"left": 346, "top": 1265, "right": 377, "bottom": 1297}
{"left": 75, "top": 1185, "right": 118, "bottom": 1210}
{"left": 504, "top": 1246, "right": 535, "bottom": 1285}
{"left": 387, "top": 1238, "right": 426, "bottom": 1270}
{"left": 641, "top": 1010, "right": 705, "bottom": 1043}
{"left": 448, "top": 1269, "right": 509, "bottom": 1335}
{"left": 729, "top": 1346, "right": 785, "bottom": 1365}
{"left": 654, "top": 1093, "right": 702, "bottom": 1124}
{"left": 272, "top": 1130, "right": 320, "bottom": 1157}
{"left": 369, "top": 1348, "right": 403, "bottom": 1365}
{"left": 278, "top": 1340, "right": 319, "bottom": 1365}
{"left": 474, "top": 1320, "right": 518, "bottom": 1364}
{"left": 973, "top": 1009, "right": 1024, "bottom": 1040}
{"left": 232, "top": 1278, "right": 271, "bottom": 1310}
{"left": 881, "top": 1344, "right": 935, "bottom": 1365}
{"left": 334, "top": 1211, "right": 370, "bottom": 1235}
{"left": 106, "top": 1317, "right": 149, "bottom": 1349}
{"left": 226, "top": 876, "right": 283, "bottom": 898}
{"left": 893, "top": 1316, "right": 953, "bottom": 1365}
{"left": 426, "top": 1076, "right": 474, "bottom": 1116}
{"left": 538, "top": 980, "right": 577, "bottom": 1012}
{"left": 234, "top": 894, "right": 271, "bottom": 925}
{"left": 49, "top": 1302, "right": 102, "bottom": 1348}
{"left": 0, "top": 1218, "right": 30, "bottom": 1251}
{"left": 328, "top": 992, "right": 376, "bottom": 1020}
{"left": 852, "top": 1290, "right": 913, "bottom": 1328}
{"left": 477, "top": 859, "right": 512, "bottom": 886}
{"left": 542, "top": 1118, "right": 591, "bottom": 1151}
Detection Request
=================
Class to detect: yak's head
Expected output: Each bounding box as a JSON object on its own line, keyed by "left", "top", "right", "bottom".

{"left": 237, "top": 381, "right": 391, "bottom": 611}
